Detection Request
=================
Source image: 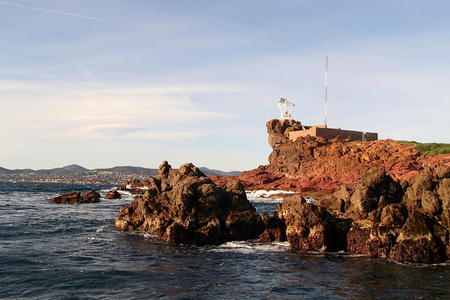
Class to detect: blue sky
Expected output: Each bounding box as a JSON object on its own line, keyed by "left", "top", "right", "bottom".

{"left": 1, "top": 0, "right": 450, "bottom": 170}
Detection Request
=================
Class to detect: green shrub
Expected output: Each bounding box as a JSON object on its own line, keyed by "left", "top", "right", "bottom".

{"left": 399, "top": 141, "right": 450, "bottom": 156}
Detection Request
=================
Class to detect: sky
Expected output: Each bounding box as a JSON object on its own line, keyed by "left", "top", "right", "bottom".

{"left": 1, "top": 0, "right": 450, "bottom": 171}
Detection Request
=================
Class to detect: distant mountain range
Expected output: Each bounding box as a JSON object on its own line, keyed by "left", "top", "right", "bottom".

{"left": 0, "top": 164, "right": 241, "bottom": 177}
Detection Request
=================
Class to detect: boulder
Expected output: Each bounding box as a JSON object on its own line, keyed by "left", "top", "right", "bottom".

{"left": 275, "top": 195, "right": 344, "bottom": 252}
{"left": 49, "top": 191, "right": 100, "bottom": 204}
{"left": 258, "top": 213, "right": 287, "bottom": 242}
{"left": 379, "top": 203, "right": 407, "bottom": 228}
{"left": 347, "top": 222, "right": 397, "bottom": 258}
{"left": 344, "top": 167, "right": 403, "bottom": 219}
{"left": 105, "top": 190, "right": 121, "bottom": 199}
{"left": 83, "top": 191, "right": 101, "bottom": 203}
{"left": 276, "top": 166, "right": 449, "bottom": 263}
{"left": 389, "top": 211, "right": 445, "bottom": 264}
{"left": 115, "top": 161, "right": 264, "bottom": 245}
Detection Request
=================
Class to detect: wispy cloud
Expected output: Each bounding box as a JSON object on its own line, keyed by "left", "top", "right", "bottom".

{"left": 0, "top": 79, "right": 236, "bottom": 142}
{"left": 74, "top": 124, "right": 205, "bottom": 140}
{"left": 0, "top": 1, "right": 103, "bottom": 22}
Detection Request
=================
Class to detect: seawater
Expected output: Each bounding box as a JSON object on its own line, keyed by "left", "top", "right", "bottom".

{"left": 0, "top": 182, "right": 449, "bottom": 300}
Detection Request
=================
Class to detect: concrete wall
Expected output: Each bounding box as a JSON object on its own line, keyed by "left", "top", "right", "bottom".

{"left": 289, "top": 126, "right": 378, "bottom": 142}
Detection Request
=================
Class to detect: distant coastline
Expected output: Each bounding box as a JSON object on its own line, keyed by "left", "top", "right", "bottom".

{"left": 0, "top": 164, "right": 241, "bottom": 184}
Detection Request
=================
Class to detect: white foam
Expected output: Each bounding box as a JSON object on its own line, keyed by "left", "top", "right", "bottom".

{"left": 210, "top": 241, "right": 290, "bottom": 254}
{"left": 246, "top": 190, "right": 295, "bottom": 203}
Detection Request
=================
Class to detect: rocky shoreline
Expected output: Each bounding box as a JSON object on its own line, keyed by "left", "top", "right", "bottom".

{"left": 48, "top": 119, "right": 449, "bottom": 264}
{"left": 109, "top": 160, "right": 449, "bottom": 264}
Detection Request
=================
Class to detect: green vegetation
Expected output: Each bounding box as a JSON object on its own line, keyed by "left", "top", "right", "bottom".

{"left": 400, "top": 141, "right": 450, "bottom": 156}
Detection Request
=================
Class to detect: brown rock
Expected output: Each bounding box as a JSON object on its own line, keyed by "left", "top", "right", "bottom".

{"left": 380, "top": 203, "right": 407, "bottom": 228}
{"left": 49, "top": 191, "right": 100, "bottom": 204}
{"left": 437, "top": 178, "right": 450, "bottom": 210}
{"left": 105, "top": 190, "right": 121, "bottom": 199}
{"left": 403, "top": 170, "right": 434, "bottom": 211}
{"left": 344, "top": 167, "right": 403, "bottom": 219}
{"left": 276, "top": 195, "right": 341, "bottom": 252}
{"left": 49, "top": 191, "right": 83, "bottom": 204}
{"left": 347, "top": 222, "right": 397, "bottom": 258}
{"left": 346, "top": 223, "right": 371, "bottom": 255}
{"left": 83, "top": 191, "right": 101, "bottom": 203}
{"left": 421, "top": 191, "right": 440, "bottom": 215}
{"left": 258, "top": 213, "right": 287, "bottom": 242}
{"left": 389, "top": 211, "right": 445, "bottom": 263}
{"left": 115, "top": 161, "right": 264, "bottom": 245}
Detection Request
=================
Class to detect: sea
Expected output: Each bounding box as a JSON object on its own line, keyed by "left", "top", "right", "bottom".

{"left": 0, "top": 182, "right": 449, "bottom": 300}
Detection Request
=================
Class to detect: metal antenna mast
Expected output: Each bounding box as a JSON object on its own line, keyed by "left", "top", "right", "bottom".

{"left": 324, "top": 56, "right": 328, "bottom": 128}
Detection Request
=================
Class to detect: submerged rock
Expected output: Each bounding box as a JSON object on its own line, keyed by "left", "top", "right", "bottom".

{"left": 49, "top": 191, "right": 100, "bottom": 204}
{"left": 115, "top": 161, "right": 264, "bottom": 245}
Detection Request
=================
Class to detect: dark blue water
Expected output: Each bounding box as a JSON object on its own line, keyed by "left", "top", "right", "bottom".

{"left": 1, "top": 182, "right": 449, "bottom": 299}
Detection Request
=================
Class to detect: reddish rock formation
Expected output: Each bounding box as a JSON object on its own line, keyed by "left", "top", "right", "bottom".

{"left": 105, "top": 190, "right": 121, "bottom": 199}
{"left": 211, "top": 119, "right": 450, "bottom": 192}
{"left": 115, "top": 161, "right": 264, "bottom": 245}
{"left": 49, "top": 191, "right": 100, "bottom": 204}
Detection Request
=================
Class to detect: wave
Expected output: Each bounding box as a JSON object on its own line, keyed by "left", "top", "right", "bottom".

{"left": 209, "top": 241, "right": 290, "bottom": 254}
{"left": 246, "top": 190, "right": 295, "bottom": 203}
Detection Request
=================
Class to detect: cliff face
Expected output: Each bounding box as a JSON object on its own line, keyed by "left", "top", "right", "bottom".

{"left": 212, "top": 119, "right": 450, "bottom": 191}
{"left": 268, "top": 119, "right": 424, "bottom": 186}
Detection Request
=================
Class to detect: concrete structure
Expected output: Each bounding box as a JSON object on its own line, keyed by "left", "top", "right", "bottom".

{"left": 289, "top": 125, "right": 378, "bottom": 142}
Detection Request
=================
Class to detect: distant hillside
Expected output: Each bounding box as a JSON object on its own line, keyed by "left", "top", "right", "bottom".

{"left": 400, "top": 141, "right": 450, "bottom": 156}
{"left": 0, "top": 167, "right": 13, "bottom": 174}
{"left": 37, "top": 164, "right": 89, "bottom": 175}
{"left": 199, "top": 167, "right": 241, "bottom": 176}
{"left": 0, "top": 165, "right": 241, "bottom": 177}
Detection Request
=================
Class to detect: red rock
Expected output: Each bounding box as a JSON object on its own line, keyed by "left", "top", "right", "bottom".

{"left": 211, "top": 119, "right": 450, "bottom": 193}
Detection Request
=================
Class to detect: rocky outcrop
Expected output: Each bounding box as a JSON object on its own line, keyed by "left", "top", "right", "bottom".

{"left": 343, "top": 166, "right": 403, "bottom": 219}
{"left": 115, "top": 161, "right": 264, "bottom": 245}
{"left": 275, "top": 195, "right": 348, "bottom": 252}
{"left": 278, "top": 166, "right": 449, "bottom": 263}
{"left": 211, "top": 119, "right": 450, "bottom": 192}
{"left": 49, "top": 191, "right": 100, "bottom": 204}
{"left": 105, "top": 190, "right": 121, "bottom": 199}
